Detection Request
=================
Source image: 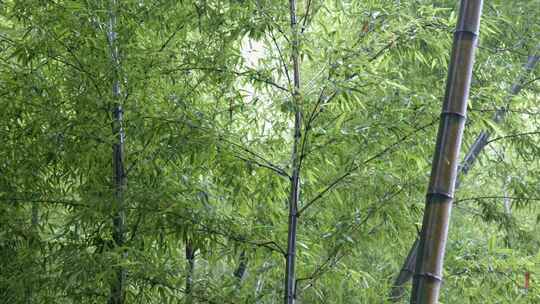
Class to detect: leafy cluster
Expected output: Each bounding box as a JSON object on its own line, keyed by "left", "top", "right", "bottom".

{"left": 0, "top": 0, "right": 538, "bottom": 303}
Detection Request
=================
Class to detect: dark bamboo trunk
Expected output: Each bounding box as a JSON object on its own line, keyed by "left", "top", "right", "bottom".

{"left": 110, "top": 104, "right": 127, "bottom": 304}
{"left": 108, "top": 1, "right": 127, "bottom": 303}
{"left": 25, "top": 205, "right": 40, "bottom": 303}
{"left": 410, "top": 1, "right": 483, "bottom": 303}
{"left": 285, "top": 167, "right": 300, "bottom": 304}
{"left": 389, "top": 239, "right": 419, "bottom": 300}
{"left": 185, "top": 238, "right": 195, "bottom": 303}
{"left": 234, "top": 250, "right": 248, "bottom": 281}
{"left": 391, "top": 36, "right": 539, "bottom": 304}
{"left": 285, "top": 0, "right": 302, "bottom": 303}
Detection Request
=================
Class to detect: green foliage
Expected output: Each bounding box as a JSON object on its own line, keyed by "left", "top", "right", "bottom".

{"left": 0, "top": 0, "right": 538, "bottom": 303}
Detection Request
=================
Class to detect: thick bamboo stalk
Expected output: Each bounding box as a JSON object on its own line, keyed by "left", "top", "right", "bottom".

{"left": 391, "top": 38, "right": 540, "bottom": 304}
{"left": 284, "top": 0, "right": 302, "bottom": 303}
{"left": 410, "top": 1, "right": 483, "bottom": 303}
{"left": 108, "top": 1, "right": 127, "bottom": 303}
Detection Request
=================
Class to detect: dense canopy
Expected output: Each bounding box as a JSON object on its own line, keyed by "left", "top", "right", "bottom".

{"left": 0, "top": 0, "right": 539, "bottom": 303}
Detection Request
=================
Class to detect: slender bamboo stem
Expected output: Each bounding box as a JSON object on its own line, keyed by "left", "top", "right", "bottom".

{"left": 234, "top": 250, "right": 248, "bottom": 281}
{"left": 410, "top": 1, "right": 483, "bottom": 303}
{"left": 389, "top": 239, "right": 419, "bottom": 300}
{"left": 285, "top": 0, "right": 302, "bottom": 303}
{"left": 185, "top": 238, "right": 195, "bottom": 304}
{"left": 108, "top": 1, "right": 127, "bottom": 303}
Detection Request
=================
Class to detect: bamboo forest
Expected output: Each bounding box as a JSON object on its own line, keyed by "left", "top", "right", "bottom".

{"left": 1, "top": 0, "right": 540, "bottom": 303}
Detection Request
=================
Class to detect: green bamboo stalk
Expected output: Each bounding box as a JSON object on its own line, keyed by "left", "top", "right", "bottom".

{"left": 410, "top": 1, "right": 483, "bottom": 303}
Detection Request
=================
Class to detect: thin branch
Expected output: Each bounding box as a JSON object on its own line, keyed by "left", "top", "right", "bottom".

{"left": 300, "top": 0, "right": 313, "bottom": 34}
{"left": 299, "top": 119, "right": 437, "bottom": 215}
{"left": 158, "top": 25, "right": 185, "bottom": 52}
{"left": 486, "top": 131, "right": 540, "bottom": 145}
{"left": 296, "top": 183, "right": 409, "bottom": 289}
{"left": 195, "top": 225, "right": 287, "bottom": 256}
{"left": 137, "top": 206, "right": 287, "bottom": 256}
{"left": 368, "top": 37, "right": 398, "bottom": 62}
{"left": 269, "top": 30, "right": 292, "bottom": 89}
{"left": 136, "top": 276, "right": 229, "bottom": 304}
{"left": 300, "top": 32, "right": 407, "bottom": 142}
{"left": 172, "top": 66, "right": 289, "bottom": 92}
{"left": 0, "top": 198, "right": 84, "bottom": 208}
{"left": 455, "top": 196, "right": 540, "bottom": 204}
{"left": 220, "top": 137, "right": 290, "bottom": 179}
{"left": 470, "top": 108, "right": 540, "bottom": 115}
{"left": 139, "top": 116, "right": 289, "bottom": 178}
{"left": 233, "top": 154, "right": 290, "bottom": 179}
{"left": 520, "top": 76, "right": 540, "bottom": 88}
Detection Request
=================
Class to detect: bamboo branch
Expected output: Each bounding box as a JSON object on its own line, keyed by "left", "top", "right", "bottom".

{"left": 454, "top": 195, "right": 540, "bottom": 204}
{"left": 222, "top": 138, "right": 290, "bottom": 178}
{"left": 486, "top": 131, "right": 540, "bottom": 145}
{"left": 138, "top": 115, "right": 290, "bottom": 179}
{"left": 269, "top": 30, "right": 292, "bottom": 89}
{"left": 300, "top": 0, "right": 313, "bottom": 34}
{"left": 158, "top": 24, "right": 185, "bottom": 52}
{"left": 295, "top": 184, "right": 409, "bottom": 293}
{"left": 172, "top": 66, "right": 290, "bottom": 92}
{"left": 233, "top": 154, "right": 290, "bottom": 178}
{"left": 298, "top": 119, "right": 437, "bottom": 215}
{"left": 134, "top": 206, "right": 288, "bottom": 256}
